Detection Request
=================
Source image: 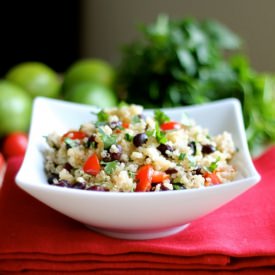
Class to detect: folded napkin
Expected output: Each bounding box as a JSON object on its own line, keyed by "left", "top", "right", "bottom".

{"left": 1, "top": 147, "right": 275, "bottom": 274}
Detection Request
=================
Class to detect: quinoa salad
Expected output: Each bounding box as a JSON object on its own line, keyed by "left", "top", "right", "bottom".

{"left": 44, "top": 104, "right": 237, "bottom": 192}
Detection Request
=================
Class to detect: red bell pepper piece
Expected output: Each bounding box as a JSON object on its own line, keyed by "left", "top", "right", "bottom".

{"left": 135, "top": 164, "right": 154, "bottom": 192}
{"left": 83, "top": 153, "right": 101, "bottom": 176}
{"left": 160, "top": 121, "right": 181, "bottom": 131}
{"left": 62, "top": 130, "right": 87, "bottom": 141}
{"left": 204, "top": 171, "right": 221, "bottom": 185}
{"left": 151, "top": 171, "right": 170, "bottom": 183}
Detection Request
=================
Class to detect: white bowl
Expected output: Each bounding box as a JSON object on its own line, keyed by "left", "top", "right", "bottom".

{"left": 15, "top": 97, "right": 260, "bottom": 240}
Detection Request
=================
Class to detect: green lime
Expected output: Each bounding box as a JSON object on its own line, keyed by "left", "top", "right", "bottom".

{"left": 62, "top": 59, "right": 115, "bottom": 92}
{"left": 0, "top": 80, "right": 32, "bottom": 136}
{"left": 6, "top": 62, "right": 61, "bottom": 98}
{"left": 64, "top": 82, "right": 117, "bottom": 108}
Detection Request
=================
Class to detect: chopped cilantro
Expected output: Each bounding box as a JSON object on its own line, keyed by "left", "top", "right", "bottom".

{"left": 125, "top": 133, "right": 134, "bottom": 142}
{"left": 154, "top": 109, "right": 170, "bottom": 125}
{"left": 64, "top": 138, "right": 78, "bottom": 148}
{"left": 145, "top": 129, "right": 155, "bottom": 137}
{"left": 131, "top": 115, "right": 141, "bottom": 124}
{"left": 97, "top": 110, "right": 109, "bottom": 122}
{"left": 155, "top": 123, "right": 167, "bottom": 144}
{"left": 98, "top": 128, "right": 117, "bottom": 149}
{"left": 104, "top": 161, "right": 118, "bottom": 175}
{"left": 178, "top": 153, "right": 186, "bottom": 160}
{"left": 207, "top": 157, "right": 221, "bottom": 172}
{"left": 127, "top": 170, "right": 136, "bottom": 178}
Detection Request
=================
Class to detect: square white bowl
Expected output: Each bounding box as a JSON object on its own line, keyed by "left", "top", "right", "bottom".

{"left": 15, "top": 97, "right": 260, "bottom": 240}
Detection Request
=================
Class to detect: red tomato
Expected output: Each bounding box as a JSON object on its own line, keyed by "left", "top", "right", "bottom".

{"left": 2, "top": 132, "right": 28, "bottom": 158}
{"left": 83, "top": 153, "right": 101, "bottom": 176}
{"left": 0, "top": 152, "right": 5, "bottom": 185}
{"left": 204, "top": 172, "right": 221, "bottom": 185}
{"left": 62, "top": 130, "right": 86, "bottom": 141}
{"left": 160, "top": 121, "right": 181, "bottom": 131}
{"left": 0, "top": 152, "right": 5, "bottom": 170}
{"left": 135, "top": 164, "right": 154, "bottom": 192}
{"left": 151, "top": 171, "right": 170, "bottom": 183}
{"left": 122, "top": 122, "right": 129, "bottom": 129}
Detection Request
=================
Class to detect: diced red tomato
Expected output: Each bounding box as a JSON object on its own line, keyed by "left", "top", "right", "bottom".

{"left": 83, "top": 153, "right": 101, "bottom": 176}
{"left": 62, "top": 130, "right": 86, "bottom": 141}
{"left": 204, "top": 172, "right": 221, "bottom": 185}
{"left": 151, "top": 171, "right": 170, "bottom": 183}
{"left": 122, "top": 122, "right": 129, "bottom": 129}
{"left": 160, "top": 121, "right": 181, "bottom": 131}
{"left": 135, "top": 164, "right": 154, "bottom": 192}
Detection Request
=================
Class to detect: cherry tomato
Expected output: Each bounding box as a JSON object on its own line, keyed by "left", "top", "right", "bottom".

{"left": 0, "top": 152, "right": 5, "bottom": 170}
{"left": 151, "top": 171, "right": 170, "bottom": 183}
{"left": 204, "top": 172, "right": 221, "bottom": 185}
{"left": 83, "top": 153, "right": 101, "bottom": 176}
{"left": 135, "top": 164, "right": 154, "bottom": 192}
{"left": 2, "top": 132, "right": 28, "bottom": 159}
{"left": 0, "top": 152, "right": 5, "bottom": 185}
{"left": 62, "top": 130, "right": 87, "bottom": 141}
{"left": 160, "top": 121, "right": 181, "bottom": 131}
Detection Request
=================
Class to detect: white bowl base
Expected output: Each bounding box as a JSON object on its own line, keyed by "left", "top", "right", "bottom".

{"left": 86, "top": 223, "right": 190, "bottom": 240}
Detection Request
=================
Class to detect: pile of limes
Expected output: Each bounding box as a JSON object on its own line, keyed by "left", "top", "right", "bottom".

{"left": 0, "top": 58, "right": 118, "bottom": 137}
{"left": 62, "top": 59, "right": 117, "bottom": 108}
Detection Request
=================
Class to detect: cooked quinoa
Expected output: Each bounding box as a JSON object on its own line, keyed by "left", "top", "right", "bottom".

{"left": 44, "top": 104, "right": 237, "bottom": 192}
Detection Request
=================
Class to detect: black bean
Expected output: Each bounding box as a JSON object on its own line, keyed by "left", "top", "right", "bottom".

{"left": 55, "top": 180, "right": 70, "bottom": 188}
{"left": 110, "top": 145, "right": 122, "bottom": 161}
{"left": 160, "top": 185, "right": 170, "bottom": 191}
{"left": 192, "top": 167, "right": 203, "bottom": 175}
{"left": 87, "top": 185, "right": 109, "bottom": 191}
{"left": 47, "top": 174, "right": 58, "bottom": 185}
{"left": 165, "top": 168, "right": 178, "bottom": 174}
{"left": 64, "top": 162, "right": 73, "bottom": 172}
{"left": 202, "top": 144, "right": 215, "bottom": 154}
{"left": 188, "top": 141, "right": 196, "bottom": 155}
{"left": 86, "top": 134, "right": 97, "bottom": 148}
{"left": 133, "top": 133, "right": 148, "bottom": 147}
{"left": 73, "top": 182, "right": 86, "bottom": 189}
{"left": 103, "top": 145, "right": 123, "bottom": 162}
{"left": 157, "top": 143, "right": 173, "bottom": 157}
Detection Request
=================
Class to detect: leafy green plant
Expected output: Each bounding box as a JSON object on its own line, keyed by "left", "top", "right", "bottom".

{"left": 116, "top": 15, "right": 275, "bottom": 154}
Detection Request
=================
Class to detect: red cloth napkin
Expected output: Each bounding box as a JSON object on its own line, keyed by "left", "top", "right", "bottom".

{"left": 1, "top": 147, "right": 275, "bottom": 274}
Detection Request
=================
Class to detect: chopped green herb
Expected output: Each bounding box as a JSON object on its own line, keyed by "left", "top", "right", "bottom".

{"left": 125, "top": 133, "right": 134, "bottom": 142}
{"left": 131, "top": 115, "right": 141, "bottom": 124}
{"left": 97, "top": 110, "right": 109, "bottom": 122}
{"left": 145, "top": 129, "right": 155, "bottom": 137}
{"left": 178, "top": 153, "right": 186, "bottom": 160}
{"left": 207, "top": 156, "right": 221, "bottom": 172}
{"left": 64, "top": 138, "right": 78, "bottom": 148}
{"left": 128, "top": 170, "right": 136, "bottom": 178}
{"left": 104, "top": 161, "right": 118, "bottom": 175}
{"left": 173, "top": 184, "right": 186, "bottom": 190}
{"left": 154, "top": 109, "right": 170, "bottom": 125}
{"left": 155, "top": 123, "right": 167, "bottom": 144}
{"left": 98, "top": 128, "right": 117, "bottom": 149}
